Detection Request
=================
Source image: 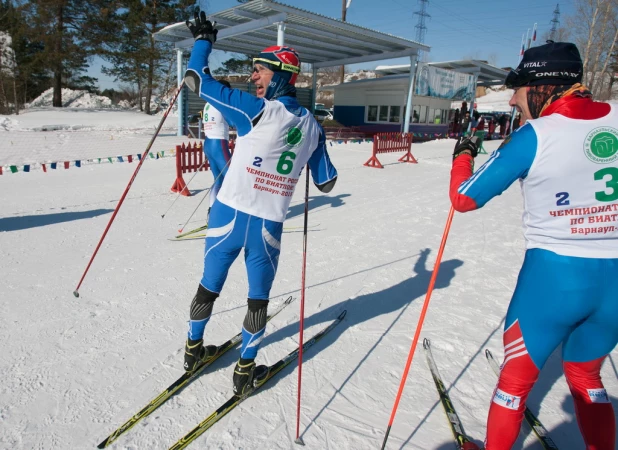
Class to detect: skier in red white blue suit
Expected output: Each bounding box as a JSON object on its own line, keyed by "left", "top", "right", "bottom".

{"left": 181, "top": 10, "right": 337, "bottom": 396}
{"left": 450, "top": 41, "right": 617, "bottom": 449}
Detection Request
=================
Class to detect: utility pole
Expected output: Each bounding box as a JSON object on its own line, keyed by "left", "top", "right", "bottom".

{"left": 414, "top": 0, "right": 430, "bottom": 62}
{"left": 549, "top": 4, "right": 560, "bottom": 41}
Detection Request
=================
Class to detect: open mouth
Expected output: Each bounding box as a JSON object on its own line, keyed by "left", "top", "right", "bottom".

{"left": 255, "top": 84, "right": 265, "bottom": 96}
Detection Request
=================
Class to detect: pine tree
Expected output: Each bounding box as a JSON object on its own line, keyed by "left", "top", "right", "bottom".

{"left": 22, "top": 0, "right": 116, "bottom": 107}
{"left": 0, "top": 1, "right": 49, "bottom": 112}
{"left": 101, "top": 0, "right": 192, "bottom": 114}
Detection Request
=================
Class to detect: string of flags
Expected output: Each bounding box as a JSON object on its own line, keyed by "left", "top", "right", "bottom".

{"left": 327, "top": 132, "right": 503, "bottom": 146}
{"left": 0, "top": 150, "right": 173, "bottom": 175}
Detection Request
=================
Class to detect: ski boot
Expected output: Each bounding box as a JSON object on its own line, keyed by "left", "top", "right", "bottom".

{"left": 184, "top": 339, "right": 217, "bottom": 372}
{"left": 232, "top": 358, "right": 270, "bottom": 396}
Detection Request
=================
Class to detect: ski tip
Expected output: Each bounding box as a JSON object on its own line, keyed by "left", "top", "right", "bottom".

{"left": 73, "top": 290, "right": 80, "bottom": 298}
{"left": 485, "top": 349, "right": 492, "bottom": 359}
{"left": 422, "top": 337, "right": 430, "bottom": 349}
{"left": 96, "top": 441, "right": 107, "bottom": 449}
{"left": 337, "top": 310, "right": 347, "bottom": 320}
{"left": 284, "top": 295, "right": 294, "bottom": 305}
{"left": 294, "top": 437, "right": 305, "bottom": 446}
{"left": 178, "top": 229, "right": 183, "bottom": 233}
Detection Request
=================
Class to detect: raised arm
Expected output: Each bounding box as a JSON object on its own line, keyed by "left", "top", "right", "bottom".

{"left": 450, "top": 123, "right": 538, "bottom": 212}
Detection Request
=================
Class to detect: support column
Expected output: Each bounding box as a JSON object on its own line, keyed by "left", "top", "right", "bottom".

{"left": 177, "top": 48, "right": 184, "bottom": 137}
{"left": 403, "top": 54, "right": 418, "bottom": 133}
{"left": 311, "top": 64, "right": 318, "bottom": 113}
{"left": 467, "top": 73, "right": 479, "bottom": 134}
{"left": 277, "top": 22, "right": 286, "bottom": 46}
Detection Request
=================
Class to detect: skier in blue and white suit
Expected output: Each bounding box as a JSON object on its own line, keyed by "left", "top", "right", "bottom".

{"left": 182, "top": 10, "right": 338, "bottom": 396}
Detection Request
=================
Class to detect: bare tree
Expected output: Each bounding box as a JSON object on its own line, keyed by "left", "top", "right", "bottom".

{"left": 566, "top": 0, "right": 618, "bottom": 96}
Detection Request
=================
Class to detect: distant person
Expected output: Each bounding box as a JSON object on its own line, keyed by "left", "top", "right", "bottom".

{"left": 452, "top": 108, "right": 460, "bottom": 134}
{"left": 498, "top": 114, "right": 507, "bottom": 138}
{"left": 487, "top": 117, "right": 495, "bottom": 140}
{"left": 461, "top": 101, "right": 468, "bottom": 118}
{"left": 473, "top": 116, "right": 485, "bottom": 133}
{"left": 513, "top": 113, "right": 521, "bottom": 130}
{"left": 202, "top": 79, "right": 232, "bottom": 216}
{"left": 460, "top": 111, "right": 471, "bottom": 136}
{"left": 450, "top": 41, "right": 617, "bottom": 450}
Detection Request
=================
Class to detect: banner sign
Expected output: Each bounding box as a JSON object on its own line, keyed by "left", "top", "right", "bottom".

{"left": 414, "top": 63, "right": 475, "bottom": 101}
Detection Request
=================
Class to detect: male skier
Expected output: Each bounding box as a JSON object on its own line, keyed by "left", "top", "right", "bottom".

{"left": 182, "top": 10, "right": 338, "bottom": 396}
{"left": 451, "top": 41, "right": 617, "bottom": 450}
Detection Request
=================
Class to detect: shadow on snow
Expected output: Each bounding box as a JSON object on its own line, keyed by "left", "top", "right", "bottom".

{"left": 0, "top": 208, "right": 113, "bottom": 232}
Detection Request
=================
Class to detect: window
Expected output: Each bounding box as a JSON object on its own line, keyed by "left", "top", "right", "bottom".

{"left": 367, "top": 105, "right": 378, "bottom": 122}
{"left": 428, "top": 108, "right": 435, "bottom": 125}
{"left": 412, "top": 106, "right": 420, "bottom": 123}
{"left": 441, "top": 109, "right": 449, "bottom": 125}
{"left": 389, "top": 106, "right": 401, "bottom": 123}
{"left": 419, "top": 105, "right": 427, "bottom": 123}
{"left": 379, "top": 105, "right": 389, "bottom": 122}
{"left": 434, "top": 108, "right": 442, "bottom": 124}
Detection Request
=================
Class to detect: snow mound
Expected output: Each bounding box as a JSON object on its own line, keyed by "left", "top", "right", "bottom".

{"left": 27, "top": 88, "right": 113, "bottom": 109}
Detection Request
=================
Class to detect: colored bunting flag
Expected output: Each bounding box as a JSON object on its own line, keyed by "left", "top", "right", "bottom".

{"left": 118, "top": 156, "right": 124, "bottom": 162}
{"left": 108, "top": 157, "right": 113, "bottom": 163}
{"left": 64, "top": 161, "right": 70, "bottom": 169}
{"left": 23, "top": 165, "right": 30, "bottom": 172}
{"left": 10, "top": 165, "right": 17, "bottom": 173}
{"left": 42, "top": 164, "right": 47, "bottom": 172}
{"left": 75, "top": 160, "right": 81, "bottom": 168}
{"left": 137, "top": 154, "right": 142, "bottom": 161}
{"left": 51, "top": 162, "right": 57, "bottom": 170}
{"left": 127, "top": 155, "right": 133, "bottom": 163}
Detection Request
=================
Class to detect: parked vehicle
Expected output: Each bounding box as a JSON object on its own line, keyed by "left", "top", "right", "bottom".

{"left": 314, "top": 109, "right": 333, "bottom": 123}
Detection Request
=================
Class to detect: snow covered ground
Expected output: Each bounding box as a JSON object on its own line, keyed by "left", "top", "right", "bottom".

{"left": 0, "top": 109, "right": 617, "bottom": 450}
{"left": 474, "top": 88, "right": 514, "bottom": 114}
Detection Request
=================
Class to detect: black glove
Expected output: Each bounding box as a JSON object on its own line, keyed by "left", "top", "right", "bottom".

{"left": 453, "top": 136, "right": 479, "bottom": 159}
{"left": 186, "top": 9, "right": 218, "bottom": 44}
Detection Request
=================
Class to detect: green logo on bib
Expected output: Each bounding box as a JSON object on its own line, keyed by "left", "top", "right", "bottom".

{"left": 584, "top": 127, "right": 618, "bottom": 164}
{"left": 286, "top": 127, "right": 303, "bottom": 147}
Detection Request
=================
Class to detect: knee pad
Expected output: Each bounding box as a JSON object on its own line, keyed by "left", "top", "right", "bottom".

{"left": 243, "top": 298, "right": 269, "bottom": 334}
{"left": 190, "top": 284, "right": 218, "bottom": 320}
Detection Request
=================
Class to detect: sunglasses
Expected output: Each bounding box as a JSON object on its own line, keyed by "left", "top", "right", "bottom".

{"left": 252, "top": 57, "right": 300, "bottom": 74}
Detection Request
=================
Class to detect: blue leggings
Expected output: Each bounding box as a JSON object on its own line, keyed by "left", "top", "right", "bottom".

{"left": 201, "top": 200, "right": 282, "bottom": 299}
{"left": 506, "top": 248, "right": 618, "bottom": 367}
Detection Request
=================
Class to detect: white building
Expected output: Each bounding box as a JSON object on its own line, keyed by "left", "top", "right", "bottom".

{"left": 332, "top": 60, "right": 508, "bottom": 137}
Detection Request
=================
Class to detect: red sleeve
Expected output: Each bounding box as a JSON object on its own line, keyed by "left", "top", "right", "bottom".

{"left": 449, "top": 154, "right": 478, "bottom": 212}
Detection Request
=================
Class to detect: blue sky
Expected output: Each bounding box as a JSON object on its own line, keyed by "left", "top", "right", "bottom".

{"left": 90, "top": 0, "right": 574, "bottom": 90}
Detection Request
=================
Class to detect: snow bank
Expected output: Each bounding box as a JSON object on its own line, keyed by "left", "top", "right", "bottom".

{"left": 27, "top": 88, "right": 113, "bottom": 109}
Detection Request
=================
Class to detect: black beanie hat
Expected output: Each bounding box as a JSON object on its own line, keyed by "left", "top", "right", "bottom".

{"left": 505, "top": 41, "right": 583, "bottom": 88}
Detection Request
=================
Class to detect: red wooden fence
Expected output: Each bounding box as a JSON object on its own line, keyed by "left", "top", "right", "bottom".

{"left": 363, "top": 133, "right": 417, "bottom": 169}
{"left": 170, "top": 140, "right": 236, "bottom": 196}
{"left": 170, "top": 142, "right": 209, "bottom": 196}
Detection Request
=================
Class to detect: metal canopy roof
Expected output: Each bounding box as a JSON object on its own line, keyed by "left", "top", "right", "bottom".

{"left": 375, "top": 60, "right": 508, "bottom": 86}
{"left": 154, "top": 0, "right": 430, "bottom": 69}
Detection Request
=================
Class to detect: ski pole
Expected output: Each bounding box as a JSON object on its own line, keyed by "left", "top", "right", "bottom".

{"left": 73, "top": 81, "right": 185, "bottom": 298}
{"left": 175, "top": 156, "right": 232, "bottom": 233}
{"left": 161, "top": 160, "right": 208, "bottom": 219}
{"left": 294, "top": 165, "right": 311, "bottom": 446}
{"left": 380, "top": 206, "right": 455, "bottom": 449}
